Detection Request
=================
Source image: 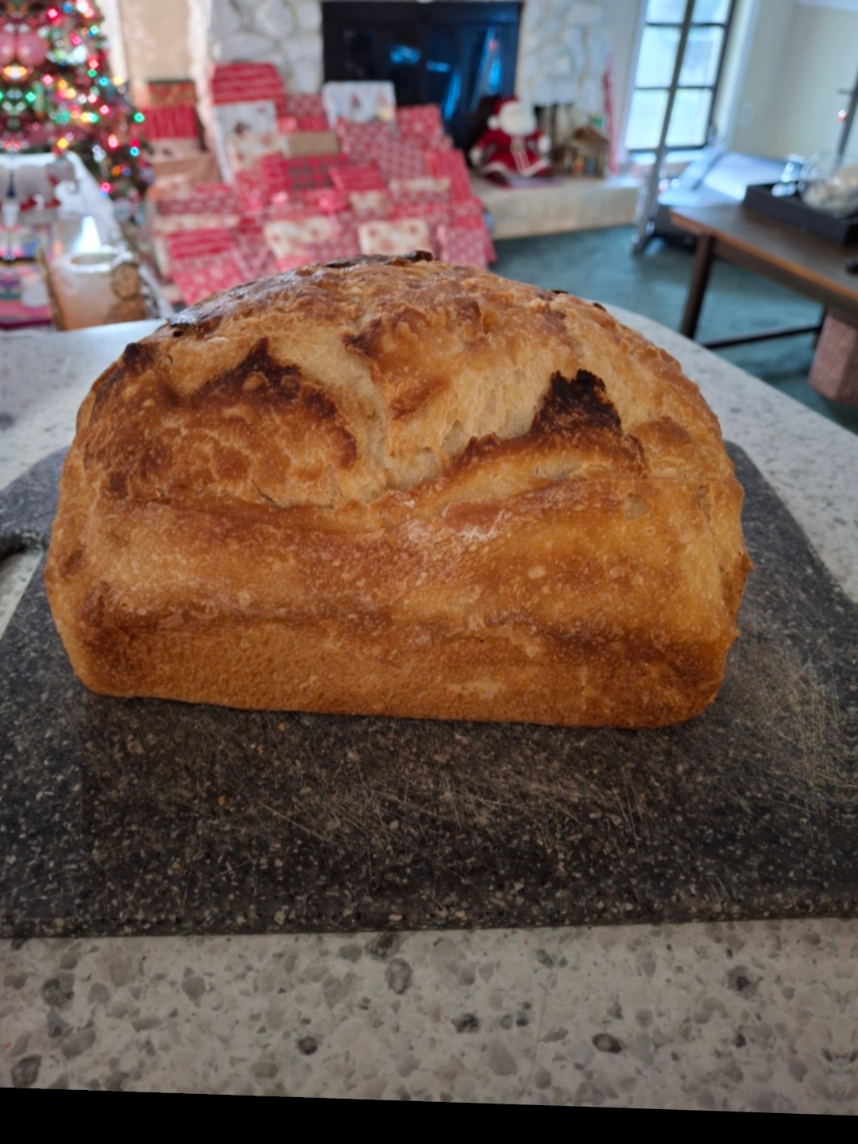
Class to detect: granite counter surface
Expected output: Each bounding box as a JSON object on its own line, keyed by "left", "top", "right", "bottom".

{"left": 1, "top": 314, "right": 856, "bottom": 1106}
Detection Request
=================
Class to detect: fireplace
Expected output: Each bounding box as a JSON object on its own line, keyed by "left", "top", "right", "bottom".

{"left": 321, "top": 2, "right": 522, "bottom": 150}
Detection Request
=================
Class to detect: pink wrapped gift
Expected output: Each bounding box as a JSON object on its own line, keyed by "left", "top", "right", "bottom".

{"left": 436, "top": 224, "right": 489, "bottom": 270}
{"left": 284, "top": 93, "right": 325, "bottom": 118}
{"left": 156, "top": 183, "right": 241, "bottom": 216}
{"left": 261, "top": 152, "right": 350, "bottom": 195}
{"left": 425, "top": 150, "right": 472, "bottom": 201}
{"left": 304, "top": 235, "right": 362, "bottom": 264}
{"left": 358, "top": 218, "right": 432, "bottom": 257}
{"left": 171, "top": 252, "right": 250, "bottom": 306}
{"left": 335, "top": 119, "right": 396, "bottom": 160}
{"left": 146, "top": 106, "right": 198, "bottom": 141}
{"left": 212, "top": 63, "right": 287, "bottom": 116}
{"left": 389, "top": 176, "right": 450, "bottom": 199}
{"left": 396, "top": 104, "right": 443, "bottom": 139}
{"left": 331, "top": 164, "right": 387, "bottom": 193}
{"left": 373, "top": 139, "right": 428, "bottom": 182}
{"left": 278, "top": 114, "right": 330, "bottom": 134}
{"left": 348, "top": 190, "right": 393, "bottom": 218}
{"left": 264, "top": 216, "right": 340, "bottom": 260}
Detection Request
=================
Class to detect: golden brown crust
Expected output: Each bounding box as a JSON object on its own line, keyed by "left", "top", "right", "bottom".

{"left": 45, "top": 254, "right": 752, "bottom": 727}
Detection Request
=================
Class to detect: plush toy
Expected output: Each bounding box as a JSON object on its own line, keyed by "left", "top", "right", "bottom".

{"left": 468, "top": 97, "right": 551, "bottom": 181}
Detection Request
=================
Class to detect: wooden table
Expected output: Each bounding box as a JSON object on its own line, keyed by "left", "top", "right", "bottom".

{"left": 669, "top": 202, "right": 858, "bottom": 349}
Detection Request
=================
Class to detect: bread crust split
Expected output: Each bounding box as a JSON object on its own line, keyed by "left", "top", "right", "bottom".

{"left": 45, "top": 252, "right": 752, "bottom": 727}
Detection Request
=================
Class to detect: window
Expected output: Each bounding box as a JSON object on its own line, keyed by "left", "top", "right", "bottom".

{"left": 625, "top": 0, "right": 736, "bottom": 154}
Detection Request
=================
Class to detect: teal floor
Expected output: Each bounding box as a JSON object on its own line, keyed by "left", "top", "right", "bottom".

{"left": 492, "top": 225, "right": 858, "bottom": 437}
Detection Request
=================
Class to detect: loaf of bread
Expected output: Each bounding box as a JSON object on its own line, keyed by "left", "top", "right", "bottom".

{"left": 45, "top": 253, "right": 751, "bottom": 728}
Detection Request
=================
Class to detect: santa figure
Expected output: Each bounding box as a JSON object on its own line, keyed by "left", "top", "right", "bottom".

{"left": 469, "top": 97, "right": 551, "bottom": 181}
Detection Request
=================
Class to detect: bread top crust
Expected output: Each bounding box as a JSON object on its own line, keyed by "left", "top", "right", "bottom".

{"left": 76, "top": 253, "right": 736, "bottom": 531}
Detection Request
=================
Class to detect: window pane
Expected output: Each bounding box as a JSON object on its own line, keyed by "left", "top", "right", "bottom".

{"left": 680, "top": 26, "right": 723, "bottom": 85}
{"left": 693, "top": 0, "right": 730, "bottom": 21}
{"left": 667, "top": 87, "right": 713, "bottom": 147}
{"left": 626, "top": 88, "right": 670, "bottom": 150}
{"left": 646, "top": 0, "right": 687, "bottom": 22}
{"left": 635, "top": 26, "right": 680, "bottom": 87}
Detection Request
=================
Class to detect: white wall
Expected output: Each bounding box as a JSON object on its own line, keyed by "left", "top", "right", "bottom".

{"left": 763, "top": 2, "right": 858, "bottom": 158}
{"left": 728, "top": 0, "right": 858, "bottom": 159}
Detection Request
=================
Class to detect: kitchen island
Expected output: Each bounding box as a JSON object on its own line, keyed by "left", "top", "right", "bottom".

{"left": 0, "top": 315, "right": 855, "bottom": 1107}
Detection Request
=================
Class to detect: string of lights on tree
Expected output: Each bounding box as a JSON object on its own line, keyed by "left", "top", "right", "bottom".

{"left": 0, "top": 0, "right": 151, "bottom": 202}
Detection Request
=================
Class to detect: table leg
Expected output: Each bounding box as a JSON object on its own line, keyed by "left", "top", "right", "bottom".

{"left": 680, "top": 233, "right": 715, "bottom": 340}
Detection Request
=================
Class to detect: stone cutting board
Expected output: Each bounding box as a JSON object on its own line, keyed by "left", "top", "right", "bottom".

{"left": 0, "top": 445, "right": 855, "bottom": 939}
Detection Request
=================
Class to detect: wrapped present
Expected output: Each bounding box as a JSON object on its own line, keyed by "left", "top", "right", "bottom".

{"left": 165, "top": 227, "right": 237, "bottom": 261}
{"left": 281, "top": 131, "right": 340, "bottom": 157}
{"left": 226, "top": 131, "right": 289, "bottom": 173}
{"left": 323, "top": 82, "right": 397, "bottom": 128}
{"left": 233, "top": 170, "right": 269, "bottom": 215}
{"left": 275, "top": 254, "right": 312, "bottom": 273}
{"left": 436, "top": 224, "right": 488, "bottom": 270}
{"left": 358, "top": 218, "right": 432, "bottom": 258}
{"left": 211, "top": 63, "right": 287, "bottom": 116}
{"left": 396, "top": 104, "right": 443, "bottom": 139}
{"left": 171, "top": 252, "right": 250, "bottom": 306}
{"left": 284, "top": 93, "right": 326, "bottom": 118}
{"left": 331, "top": 164, "right": 386, "bottom": 193}
{"left": 264, "top": 216, "right": 340, "bottom": 261}
{"left": 133, "top": 79, "right": 197, "bottom": 109}
{"left": 448, "top": 197, "right": 485, "bottom": 221}
{"left": 154, "top": 213, "right": 242, "bottom": 235}
{"left": 425, "top": 149, "right": 472, "bottom": 201}
{"left": 389, "top": 176, "right": 450, "bottom": 199}
{"left": 335, "top": 118, "right": 396, "bottom": 160}
{"left": 349, "top": 190, "right": 393, "bottom": 219}
{"left": 305, "top": 187, "right": 350, "bottom": 215}
{"left": 303, "top": 235, "right": 362, "bottom": 264}
{"left": 261, "top": 152, "right": 350, "bottom": 195}
{"left": 145, "top": 106, "right": 198, "bottom": 141}
{"left": 156, "top": 182, "right": 241, "bottom": 216}
{"left": 234, "top": 223, "right": 279, "bottom": 280}
{"left": 374, "top": 140, "right": 428, "bottom": 182}
{"left": 279, "top": 115, "right": 330, "bottom": 134}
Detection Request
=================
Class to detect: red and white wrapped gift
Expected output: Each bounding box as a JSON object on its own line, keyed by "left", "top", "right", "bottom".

{"left": 330, "top": 164, "right": 387, "bottom": 193}
{"left": 156, "top": 183, "right": 241, "bottom": 216}
{"left": 373, "top": 139, "right": 428, "bottom": 182}
{"left": 395, "top": 105, "right": 450, "bottom": 151}
{"left": 425, "top": 149, "right": 472, "bottom": 201}
{"left": 302, "top": 186, "right": 350, "bottom": 215}
{"left": 435, "top": 224, "right": 489, "bottom": 270}
{"left": 448, "top": 198, "right": 496, "bottom": 261}
{"left": 171, "top": 252, "right": 250, "bottom": 306}
{"left": 145, "top": 106, "right": 198, "bottom": 141}
{"left": 389, "top": 176, "right": 450, "bottom": 199}
{"left": 335, "top": 119, "right": 396, "bottom": 161}
{"left": 261, "top": 153, "right": 350, "bottom": 195}
{"left": 234, "top": 220, "right": 279, "bottom": 279}
{"left": 278, "top": 114, "right": 329, "bottom": 134}
{"left": 358, "top": 218, "right": 432, "bottom": 257}
{"left": 348, "top": 190, "right": 393, "bottom": 219}
{"left": 233, "top": 170, "right": 269, "bottom": 215}
{"left": 227, "top": 131, "right": 289, "bottom": 173}
{"left": 304, "top": 234, "right": 362, "bottom": 264}
{"left": 211, "top": 63, "right": 288, "bottom": 116}
{"left": 284, "top": 93, "right": 326, "bottom": 118}
{"left": 396, "top": 104, "right": 442, "bottom": 138}
{"left": 164, "top": 227, "right": 237, "bottom": 261}
{"left": 264, "top": 216, "right": 340, "bottom": 261}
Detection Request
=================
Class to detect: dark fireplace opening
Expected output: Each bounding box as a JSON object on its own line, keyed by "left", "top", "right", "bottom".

{"left": 322, "top": 2, "right": 522, "bottom": 150}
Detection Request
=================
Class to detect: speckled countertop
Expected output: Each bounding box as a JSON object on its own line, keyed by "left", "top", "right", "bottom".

{"left": 1, "top": 314, "right": 856, "bottom": 1106}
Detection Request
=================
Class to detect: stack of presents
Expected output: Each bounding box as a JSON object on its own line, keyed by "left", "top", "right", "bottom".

{"left": 141, "top": 65, "right": 495, "bottom": 308}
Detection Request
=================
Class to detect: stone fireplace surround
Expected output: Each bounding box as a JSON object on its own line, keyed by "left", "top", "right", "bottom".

{"left": 188, "top": 0, "right": 614, "bottom": 139}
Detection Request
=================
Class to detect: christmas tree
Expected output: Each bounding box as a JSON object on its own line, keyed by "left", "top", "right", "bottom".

{"left": 0, "top": 0, "right": 151, "bottom": 203}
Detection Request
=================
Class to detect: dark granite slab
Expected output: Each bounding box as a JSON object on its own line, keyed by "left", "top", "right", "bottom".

{"left": 0, "top": 446, "right": 855, "bottom": 939}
